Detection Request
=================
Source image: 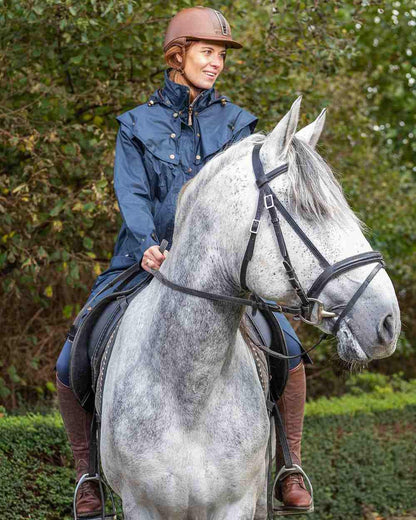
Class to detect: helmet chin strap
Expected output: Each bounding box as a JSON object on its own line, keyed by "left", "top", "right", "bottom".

{"left": 174, "top": 44, "right": 205, "bottom": 101}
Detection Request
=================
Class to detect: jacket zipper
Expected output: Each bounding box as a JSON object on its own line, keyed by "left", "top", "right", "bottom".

{"left": 187, "top": 91, "right": 205, "bottom": 126}
{"left": 188, "top": 105, "right": 193, "bottom": 126}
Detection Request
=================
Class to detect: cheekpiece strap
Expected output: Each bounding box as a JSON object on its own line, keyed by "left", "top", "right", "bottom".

{"left": 239, "top": 145, "right": 267, "bottom": 291}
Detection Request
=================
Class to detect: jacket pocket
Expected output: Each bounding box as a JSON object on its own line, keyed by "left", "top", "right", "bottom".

{"left": 132, "top": 129, "right": 177, "bottom": 203}
{"left": 143, "top": 150, "right": 176, "bottom": 201}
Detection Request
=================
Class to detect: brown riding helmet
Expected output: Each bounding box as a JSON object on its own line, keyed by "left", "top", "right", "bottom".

{"left": 163, "top": 6, "right": 243, "bottom": 52}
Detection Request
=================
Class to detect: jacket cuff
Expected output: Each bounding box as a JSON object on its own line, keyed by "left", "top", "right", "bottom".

{"left": 132, "top": 233, "right": 159, "bottom": 264}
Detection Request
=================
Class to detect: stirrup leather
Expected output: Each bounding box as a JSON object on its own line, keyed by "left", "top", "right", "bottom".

{"left": 73, "top": 473, "right": 117, "bottom": 520}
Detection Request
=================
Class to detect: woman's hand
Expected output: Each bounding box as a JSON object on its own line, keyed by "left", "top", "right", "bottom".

{"left": 141, "top": 245, "right": 168, "bottom": 273}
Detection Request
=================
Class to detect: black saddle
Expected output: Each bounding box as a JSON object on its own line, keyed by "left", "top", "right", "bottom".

{"left": 69, "top": 270, "right": 152, "bottom": 412}
{"left": 245, "top": 306, "right": 290, "bottom": 401}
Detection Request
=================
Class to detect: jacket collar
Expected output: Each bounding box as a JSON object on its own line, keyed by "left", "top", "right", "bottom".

{"left": 154, "top": 69, "right": 218, "bottom": 112}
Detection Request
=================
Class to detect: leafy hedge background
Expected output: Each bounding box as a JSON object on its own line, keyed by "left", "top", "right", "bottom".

{"left": 1, "top": 0, "right": 415, "bottom": 407}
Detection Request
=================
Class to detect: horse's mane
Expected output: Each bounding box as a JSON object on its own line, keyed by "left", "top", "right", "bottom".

{"left": 286, "top": 137, "right": 360, "bottom": 227}
{"left": 177, "top": 133, "right": 360, "bottom": 229}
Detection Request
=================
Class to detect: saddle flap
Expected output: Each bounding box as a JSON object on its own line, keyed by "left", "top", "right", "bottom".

{"left": 69, "top": 273, "right": 152, "bottom": 411}
{"left": 244, "top": 307, "right": 290, "bottom": 401}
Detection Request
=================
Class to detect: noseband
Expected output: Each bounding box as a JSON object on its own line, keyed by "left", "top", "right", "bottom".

{"left": 152, "top": 143, "right": 385, "bottom": 339}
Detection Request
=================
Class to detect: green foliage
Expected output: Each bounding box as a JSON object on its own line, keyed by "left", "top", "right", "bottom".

{"left": 345, "top": 371, "right": 416, "bottom": 396}
{"left": 0, "top": 413, "right": 74, "bottom": 519}
{"left": 302, "top": 405, "right": 416, "bottom": 520}
{"left": 1, "top": 0, "right": 415, "bottom": 407}
{"left": 306, "top": 378, "right": 416, "bottom": 417}
{"left": 1, "top": 393, "right": 415, "bottom": 519}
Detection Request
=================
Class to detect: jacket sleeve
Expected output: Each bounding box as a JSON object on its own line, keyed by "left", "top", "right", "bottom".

{"left": 113, "top": 121, "right": 159, "bottom": 262}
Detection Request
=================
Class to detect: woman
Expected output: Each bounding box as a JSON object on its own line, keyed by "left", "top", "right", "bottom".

{"left": 56, "top": 6, "right": 312, "bottom": 517}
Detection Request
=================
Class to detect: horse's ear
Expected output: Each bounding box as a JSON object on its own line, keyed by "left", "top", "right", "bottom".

{"left": 260, "top": 96, "right": 302, "bottom": 163}
{"left": 295, "top": 108, "right": 326, "bottom": 149}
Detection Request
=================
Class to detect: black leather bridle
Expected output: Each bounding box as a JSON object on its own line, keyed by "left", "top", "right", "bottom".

{"left": 152, "top": 143, "right": 385, "bottom": 340}
{"left": 239, "top": 144, "right": 385, "bottom": 334}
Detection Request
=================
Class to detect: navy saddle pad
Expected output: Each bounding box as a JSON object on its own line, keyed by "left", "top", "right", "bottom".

{"left": 69, "top": 272, "right": 152, "bottom": 411}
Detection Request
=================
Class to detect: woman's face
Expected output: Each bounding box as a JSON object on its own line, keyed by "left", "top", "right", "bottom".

{"left": 177, "top": 40, "right": 226, "bottom": 90}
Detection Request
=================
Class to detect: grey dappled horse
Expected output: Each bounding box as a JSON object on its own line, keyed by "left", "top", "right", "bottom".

{"left": 100, "top": 98, "right": 400, "bottom": 520}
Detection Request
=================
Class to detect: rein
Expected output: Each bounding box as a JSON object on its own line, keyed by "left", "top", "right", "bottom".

{"left": 151, "top": 268, "right": 328, "bottom": 360}
{"left": 150, "top": 143, "right": 385, "bottom": 359}
{"left": 151, "top": 269, "right": 300, "bottom": 315}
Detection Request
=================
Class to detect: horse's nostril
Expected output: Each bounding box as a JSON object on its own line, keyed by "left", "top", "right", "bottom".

{"left": 377, "top": 313, "right": 395, "bottom": 345}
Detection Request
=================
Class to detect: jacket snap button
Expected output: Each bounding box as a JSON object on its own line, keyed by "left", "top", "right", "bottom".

{"left": 170, "top": 133, "right": 176, "bottom": 138}
{"left": 170, "top": 154, "right": 175, "bottom": 159}
{"left": 148, "top": 99, "right": 155, "bottom": 106}
{"left": 187, "top": 168, "right": 192, "bottom": 173}
{"left": 197, "top": 133, "right": 200, "bottom": 137}
{"left": 173, "top": 113, "right": 178, "bottom": 118}
{"left": 196, "top": 155, "right": 201, "bottom": 160}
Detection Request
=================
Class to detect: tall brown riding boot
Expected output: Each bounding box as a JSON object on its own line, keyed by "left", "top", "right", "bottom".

{"left": 56, "top": 375, "right": 102, "bottom": 518}
{"left": 275, "top": 362, "right": 313, "bottom": 514}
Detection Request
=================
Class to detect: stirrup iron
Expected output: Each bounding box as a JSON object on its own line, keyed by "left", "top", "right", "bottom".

{"left": 73, "top": 473, "right": 117, "bottom": 520}
{"left": 272, "top": 464, "right": 314, "bottom": 516}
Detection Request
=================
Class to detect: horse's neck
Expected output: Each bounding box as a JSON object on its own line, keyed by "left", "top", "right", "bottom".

{"left": 145, "top": 224, "right": 244, "bottom": 409}
{"left": 158, "top": 226, "right": 242, "bottom": 349}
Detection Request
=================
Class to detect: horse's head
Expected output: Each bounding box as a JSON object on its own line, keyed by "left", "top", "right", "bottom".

{"left": 223, "top": 97, "right": 400, "bottom": 363}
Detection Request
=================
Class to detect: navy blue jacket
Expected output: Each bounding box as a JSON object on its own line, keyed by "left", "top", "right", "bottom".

{"left": 93, "top": 70, "right": 257, "bottom": 292}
